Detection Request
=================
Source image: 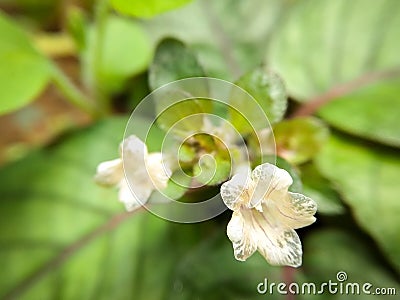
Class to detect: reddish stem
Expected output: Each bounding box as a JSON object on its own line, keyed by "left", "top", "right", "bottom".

{"left": 290, "top": 67, "right": 400, "bottom": 118}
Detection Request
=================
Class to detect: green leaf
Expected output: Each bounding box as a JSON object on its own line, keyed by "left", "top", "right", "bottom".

{"left": 234, "top": 67, "right": 287, "bottom": 123}
{"left": 319, "top": 77, "right": 400, "bottom": 147}
{"left": 173, "top": 229, "right": 284, "bottom": 300}
{"left": 267, "top": 0, "right": 400, "bottom": 101}
{"left": 178, "top": 143, "right": 197, "bottom": 163}
{"left": 273, "top": 117, "right": 329, "bottom": 165}
{"left": 162, "top": 170, "right": 191, "bottom": 200}
{"left": 193, "top": 155, "right": 231, "bottom": 186}
{"left": 302, "top": 229, "right": 400, "bottom": 300}
{"left": 149, "top": 38, "right": 205, "bottom": 91}
{"left": 0, "top": 116, "right": 284, "bottom": 299}
{"left": 84, "top": 16, "right": 152, "bottom": 94}
{"left": 144, "top": 0, "right": 287, "bottom": 80}
{"left": 149, "top": 38, "right": 212, "bottom": 135}
{"left": 316, "top": 133, "right": 400, "bottom": 272}
{"left": 156, "top": 98, "right": 212, "bottom": 135}
{"left": 0, "top": 117, "right": 170, "bottom": 299}
{"left": 0, "top": 12, "right": 51, "bottom": 115}
{"left": 228, "top": 67, "right": 287, "bottom": 134}
{"left": 110, "top": 0, "right": 192, "bottom": 18}
{"left": 275, "top": 156, "right": 302, "bottom": 194}
{"left": 300, "top": 163, "right": 345, "bottom": 215}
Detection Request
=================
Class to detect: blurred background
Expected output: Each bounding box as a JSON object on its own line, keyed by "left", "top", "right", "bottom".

{"left": 0, "top": 0, "right": 399, "bottom": 299}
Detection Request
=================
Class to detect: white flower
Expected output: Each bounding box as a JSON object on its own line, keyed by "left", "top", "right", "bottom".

{"left": 220, "top": 163, "right": 317, "bottom": 267}
{"left": 95, "top": 135, "right": 171, "bottom": 212}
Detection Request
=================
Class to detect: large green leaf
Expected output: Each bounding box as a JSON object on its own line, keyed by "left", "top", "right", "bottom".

{"left": 0, "top": 12, "right": 51, "bottom": 115}
{"left": 144, "top": 0, "right": 286, "bottom": 80}
{"left": 149, "top": 38, "right": 211, "bottom": 135}
{"left": 228, "top": 67, "right": 287, "bottom": 134}
{"left": 0, "top": 117, "right": 288, "bottom": 299}
{"left": 300, "top": 163, "right": 345, "bottom": 215}
{"left": 315, "top": 134, "right": 400, "bottom": 272}
{"left": 111, "top": 0, "right": 192, "bottom": 18}
{"left": 267, "top": 0, "right": 400, "bottom": 101}
{"left": 149, "top": 38, "right": 205, "bottom": 91}
{"left": 84, "top": 16, "right": 152, "bottom": 94}
{"left": 301, "top": 229, "right": 400, "bottom": 299}
{"left": 318, "top": 77, "right": 400, "bottom": 147}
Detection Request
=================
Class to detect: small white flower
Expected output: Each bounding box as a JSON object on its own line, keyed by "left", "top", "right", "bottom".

{"left": 221, "top": 163, "right": 317, "bottom": 267}
{"left": 95, "top": 135, "right": 171, "bottom": 212}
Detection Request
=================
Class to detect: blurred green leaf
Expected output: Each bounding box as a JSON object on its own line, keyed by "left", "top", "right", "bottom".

{"left": 273, "top": 117, "right": 329, "bottom": 165}
{"left": 0, "top": 116, "right": 284, "bottom": 299}
{"left": 178, "top": 143, "right": 197, "bottom": 163}
{"left": 193, "top": 155, "right": 231, "bottom": 186}
{"left": 316, "top": 134, "right": 400, "bottom": 272}
{"left": 267, "top": 0, "right": 400, "bottom": 101}
{"left": 300, "top": 163, "right": 345, "bottom": 215}
{"left": 156, "top": 98, "right": 211, "bottom": 136}
{"left": 84, "top": 16, "right": 152, "bottom": 94}
{"left": 162, "top": 170, "right": 191, "bottom": 200}
{"left": 149, "top": 38, "right": 211, "bottom": 135}
{"left": 0, "top": 12, "right": 51, "bottom": 115}
{"left": 229, "top": 67, "right": 287, "bottom": 134}
{"left": 302, "top": 229, "right": 400, "bottom": 300}
{"left": 172, "top": 229, "right": 283, "bottom": 300}
{"left": 276, "top": 156, "right": 302, "bottom": 194}
{"left": 110, "top": 0, "right": 192, "bottom": 18}
{"left": 319, "top": 77, "right": 400, "bottom": 147}
{"left": 0, "top": 117, "right": 172, "bottom": 299}
{"left": 235, "top": 67, "right": 287, "bottom": 123}
{"left": 149, "top": 38, "right": 205, "bottom": 90}
{"left": 144, "top": 0, "right": 286, "bottom": 80}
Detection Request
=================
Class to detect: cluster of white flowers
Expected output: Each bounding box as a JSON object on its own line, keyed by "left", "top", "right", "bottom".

{"left": 95, "top": 134, "right": 316, "bottom": 267}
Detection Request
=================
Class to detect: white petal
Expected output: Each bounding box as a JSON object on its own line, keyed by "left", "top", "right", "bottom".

{"left": 227, "top": 210, "right": 257, "bottom": 261}
{"left": 146, "top": 152, "right": 171, "bottom": 190}
{"left": 120, "top": 135, "right": 148, "bottom": 172}
{"left": 118, "top": 179, "right": 152, "bottom": 212}
{"left": 94, "top": 159, "right": 123, "bottom": 186}
{"left": 251, "top": 163, "right": 293, "bottom": 191}
{"left": 220, "top": 172, "right": 250, "bottom": 210}
{"left": 273, "top": 192, "right": 317, "bottom": 229}
{"left": 249, "top": 207, "right": 303, "bottom": 267}
{"left": 248, "top": 163, "right": 293, "bottom": 208}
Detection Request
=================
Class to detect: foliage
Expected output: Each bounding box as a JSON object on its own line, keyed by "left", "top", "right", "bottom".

{"left": 0, "top": 0, "right": 399, "bottom": 299}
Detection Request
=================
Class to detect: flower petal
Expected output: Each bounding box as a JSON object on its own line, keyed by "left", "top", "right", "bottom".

{"left": 249, "top": 163, "right": 293, "bottom": 209}
{"left": 220, "top": 172, "right": 250, "bottom": 210}
{"left": 251, "top": 163, "right": 293, "bottom": 192}
{"left": 118, "top": 179, "right": 152, "bottom": 212}
{"left": 227, "top": 210, "right": 257, "bottom": 261}
{"left": 273, "top": 192, "right": 317, "bottom": 229}
{"left": 249, "top": 208, "right": 303, "bottom": 267}
{"left": 94, "top": 158, "right": 123, "bottom": 186}
{"left": 146, "top": 152, "right": 171, "bottom": 190}
{"left": 120, "top": 135, "right": 148, "bottom": 179}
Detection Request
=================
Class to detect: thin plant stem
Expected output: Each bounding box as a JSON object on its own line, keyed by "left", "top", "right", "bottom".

{"left": 51, "top": 63, "right": 100, "bottom": 117}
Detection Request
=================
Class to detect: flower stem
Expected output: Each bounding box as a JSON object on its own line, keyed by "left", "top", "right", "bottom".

{"left": 50, "top": 63, "right": 99, "bottom": 117}
{"left": 90, "top": 0, "right": 110, "bottom": 112}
